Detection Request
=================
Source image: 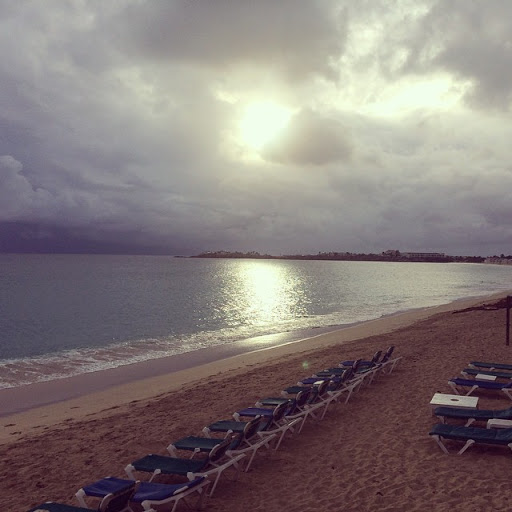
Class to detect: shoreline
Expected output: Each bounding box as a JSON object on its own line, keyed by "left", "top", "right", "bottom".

{"left": 0, "top": 291, "right": 505, "bottom": 445}
{"left": 5, "top": 289, "right": 512, "bottom": 511}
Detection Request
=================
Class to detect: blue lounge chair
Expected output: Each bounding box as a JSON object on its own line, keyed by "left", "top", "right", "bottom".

{"left": 232, "top": 400, "right": 302, "bottom": 450}
{"left": 341, "top": 352, "right": 381, "bottom": 368}
{"left": 469, "top": 361, "right": 512, "bottom": 371}
{"left": 341, "top": 347, "right": 396, "bottom": 369}
{"left": 311, "top": 367, "right": 362, "bottom": 403}
{"left": 256, "top": 389, "right": 312, "bottom": 432}
{"left": 278, "top": 379, "right": 334, "bottom": 421}
{"left": 429, "top": 423, "right": 512, "bottom": 454}
{"left": 76, "top": 476, "right": 208, "bottom": 512}
{"left": 461, "top": 368, "right": 512, "bottom": 379}
{"left": 125, "top": 435, "right": 244, "bottom": 497}
{"left": 28, "top": 505, "right": 109, "bottom": 512}
{"left": 448, "top": 377, "right": 512, "bottom": 399}
{"left": 169, "top": 415, "right": 274, "bottom": 472}
{"left": 434, "top": 405, "right": 512, "bottom": 426}
{"left": 281, "top": 377, "right": 330, "bottom": 400}
{"left": 28, "top": 481, "right": 141, "bottom": 512}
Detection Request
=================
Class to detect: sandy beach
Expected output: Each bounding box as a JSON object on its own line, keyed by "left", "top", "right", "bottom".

{"left": 4, "top": 292, "right": 512, "bottom": 512}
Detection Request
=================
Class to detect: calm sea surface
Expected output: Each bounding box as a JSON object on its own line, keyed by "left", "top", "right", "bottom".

{"left": 1, "top": 254, "right": 511, "bottom": 389}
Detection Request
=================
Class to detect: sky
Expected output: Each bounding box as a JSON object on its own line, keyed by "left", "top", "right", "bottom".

{"left": 1, "top": 0, "right": 512, "bottom": 257}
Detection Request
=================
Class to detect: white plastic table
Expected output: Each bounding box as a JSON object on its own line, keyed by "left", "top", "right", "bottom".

{"left": 487, "top": 418, "right": 512, "bottom": 429}
{"left": 475, "top": 373, "right": 497, "bottom": 381}
{"left": 430, "top": 392, "right": 479, "bottom": 414}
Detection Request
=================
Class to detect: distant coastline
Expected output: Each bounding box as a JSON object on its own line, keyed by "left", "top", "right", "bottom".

{"left": 191, "top": 249, "right": 485, "bottom": 263}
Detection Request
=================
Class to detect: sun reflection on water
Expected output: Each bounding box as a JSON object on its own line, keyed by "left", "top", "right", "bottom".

{"left": 230, "top": 261, "right": 309, "bottom": 327}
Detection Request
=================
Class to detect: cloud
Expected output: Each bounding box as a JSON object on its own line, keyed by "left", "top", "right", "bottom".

{"left": 387, "top": 0, "right": 512, "bottom": 109}
{"left": 262, "top": 109, "right": 353, "bottom": 165}
{"left": 1, "top": 1, "right": 512, "bottom": 256}
{"left": 109, "top": 0, "right": 346, "bottom": 81}
{"left": 0, "top": 155, "right": 52, "bottom": 218}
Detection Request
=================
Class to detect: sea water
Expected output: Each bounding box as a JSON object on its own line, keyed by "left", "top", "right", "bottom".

{"left": 1, "top": 253, "right": 511, "bottom": 389}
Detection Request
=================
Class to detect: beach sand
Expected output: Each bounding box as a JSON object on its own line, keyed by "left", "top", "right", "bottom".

{"left": 3, "top": 292, "right": 512, "bottom": 511}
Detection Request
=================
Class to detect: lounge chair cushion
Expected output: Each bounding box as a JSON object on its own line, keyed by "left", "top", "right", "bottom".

{"left": 135, "top": 478, "right": 207, "bottom": 502}
{"left": 434, "top": 406, "right": 512, "bottom": 421}
{"left": 80, "top": 476, "right": 206, "bottom": 503}
{"left": 236, "top": 407, "right": 275, "bottom": 417}
{"left": 173, "top": 436, "right": 239, "bottom": 452}
{"left": 28, "top": 505, "right": 92, "bottom": 512}
{"left": 462, "top": 368, "right": 512, "bottom": 379}
{"left": 81, "top": 477, "right": 132, "bottom": 498}
{"left": 130, "top": 454, "right": 207, "bottom": 475}
{"left": 450, "top": 378, "right": 512, "bottom": 390}
{"left": 469, "top": 361, "right": 512, "bottom": 371}
{"left": 207, "top": 420, "right": 248, "bottom": 433}
{"left": 430, "top": 423, "right": 512, "bottom": 445}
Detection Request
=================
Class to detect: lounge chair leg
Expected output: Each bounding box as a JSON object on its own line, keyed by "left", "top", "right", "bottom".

{"left": 503, "top": 389, "right": 512, "bottom": 401}
{"left": 125, "top": 463, "right": 136, "bottom": 479}
{"left": 75, "top": 489, "right": 87, "bottom": 508}
{"left": 207, "top": 473, "right": 222, "bottom": 497}
{"left": 447, "top": 381, "right": 460, "bottom": 395}
{"left": 465, "top": 386, "right": 478, "bottom": 397}
{"left": 197, "top": 482, "right": 210, "bottom": 510}
{"left": 457, "top": 439, "right": 475, "bottom": 455}
{"left": 432, "top": 435, "right": 449, "bottom": 454}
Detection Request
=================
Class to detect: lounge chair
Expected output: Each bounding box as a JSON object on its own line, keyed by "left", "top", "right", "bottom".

{"left": 169, "top": 415, "right": 274, "bottom": 472}
{"left": 324, "top": 367, "right": 364, "bottom": 403}
{"left": 338, "top": 356, "right": 386, "bottom": 384}
{"left": 379, "top": 354, "right": 402, "bottom": 375}
{"left": 309, "top": 367, "right": 361, "bottom": 402}
{"left": 76, "top": 476, "right": 208, "bottom": 512}
{"left": 279, "top": 379, "right": 335, "bottom": 420}
{"left": 434, "top": 405, "right": 512, "bottom": 426}
{"left": 28, "top": 481, "right": 141, "bottom": 512}
{"left": 448, "top": 377, "right": 512, "bottom": 399}
{"left": 28, "top": 505, "right": 140, "bottom": 512}
{"left": 255, "top": 389, "right": 312, "bottom": 432}
{"left": 461, "top": 368, "right": 512, "bottom": 379}
{"left": 343, "top": 346, "right": 400, "bottom": 373}
{"left": 281, "top": 377, "right": 329, "bottom": 398}
{"left": 125, "top": 435, "right": 244, "bottom": 497}
{"left": 231, "top": 400, "right": 302, "bottom": 450}
{"left": 429, "top": 423, "right": 512, "bottom": 454}
{"left": 469, "top": 361, "right": 512, "bottom": 371}
{"left": 341, "top": 351, "right": 382, "bottom": 368}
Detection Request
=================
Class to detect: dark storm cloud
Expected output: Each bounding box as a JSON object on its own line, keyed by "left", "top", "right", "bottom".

{"left": 109, "top": 0, "right": 345, "bottom": 81}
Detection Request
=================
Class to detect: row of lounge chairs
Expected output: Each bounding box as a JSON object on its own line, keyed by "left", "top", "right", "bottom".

{"left": 28, "top": 346, "right": 401, "bottom": 512}
{"left": 429, "top": 359, "right": 512, "bottom": 455}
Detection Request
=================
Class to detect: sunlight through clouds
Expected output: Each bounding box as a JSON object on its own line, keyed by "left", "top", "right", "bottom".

{"left": 238, "top": 101, "right": 294, "bottom": 150}
{"left": 363, "top": 76, "right": 469, "bottom": 117}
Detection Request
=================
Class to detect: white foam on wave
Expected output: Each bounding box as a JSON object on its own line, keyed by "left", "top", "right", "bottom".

{"left": 0, "top": 274, "right": 506, "bottom": 390}
{"left": 0, "top": 306, "right": 387, "bottom": 389}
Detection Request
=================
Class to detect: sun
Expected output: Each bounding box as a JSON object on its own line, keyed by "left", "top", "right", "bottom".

{"left": 239, "top": 101, "right": 293, "bottom": 150}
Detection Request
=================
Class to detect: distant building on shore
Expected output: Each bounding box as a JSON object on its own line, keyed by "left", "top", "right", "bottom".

{"left": 484, "top": 257, "right": 512, "bottom": 265}
{"left": 401, "top": 252, "right": 447, "bottom": 261}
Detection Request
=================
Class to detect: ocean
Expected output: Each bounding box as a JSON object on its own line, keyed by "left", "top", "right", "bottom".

{"left": 1, "top": 253, "right": 511, "bottom": 390}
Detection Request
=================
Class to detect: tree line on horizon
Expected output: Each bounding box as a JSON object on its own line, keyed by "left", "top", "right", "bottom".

{"left": 191, "top": 250, "right": 486, "bottom": 263}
